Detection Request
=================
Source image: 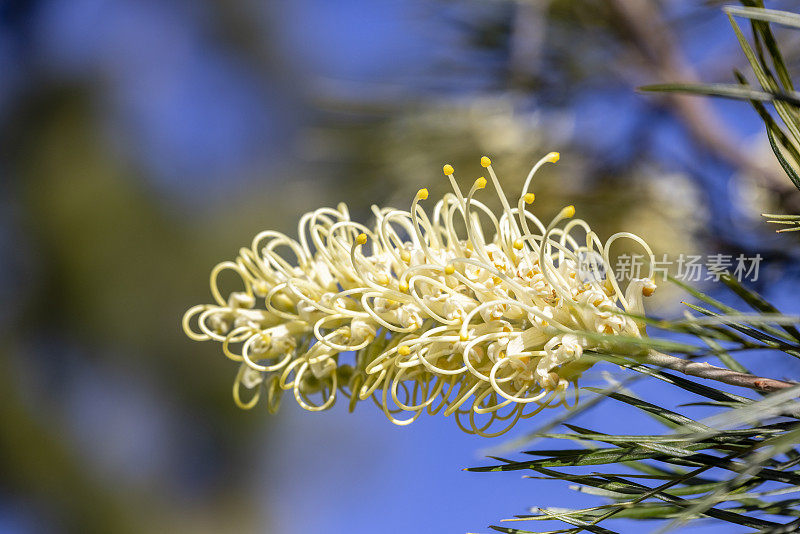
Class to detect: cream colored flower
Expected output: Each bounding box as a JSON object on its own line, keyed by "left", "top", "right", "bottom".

{"left": 183, "top": 153, "right": 656, "bottom": 436}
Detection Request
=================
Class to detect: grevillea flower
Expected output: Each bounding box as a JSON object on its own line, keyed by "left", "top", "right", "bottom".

{"left": 182, "top": 153, "right": 657, "bottom": 436}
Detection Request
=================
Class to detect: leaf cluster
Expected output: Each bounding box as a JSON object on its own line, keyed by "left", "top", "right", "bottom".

{"left": 469, "top": 274, "right": 800, "bottom": 533}
{"left": 468, "top": 4, "right": 800, "bottom": 532}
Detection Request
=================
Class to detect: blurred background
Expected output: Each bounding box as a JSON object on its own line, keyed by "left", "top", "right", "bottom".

{"left": 2, "top": 0, "right": 800, "bottom": 533}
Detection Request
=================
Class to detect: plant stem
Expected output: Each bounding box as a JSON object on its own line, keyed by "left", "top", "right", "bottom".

{"left": 644, "top": 350, "right": 797, "bottom": 393}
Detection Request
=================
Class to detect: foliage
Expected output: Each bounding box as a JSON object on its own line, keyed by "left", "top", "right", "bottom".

{"left": 471, "top": 2, "right": 800, "bottom": 532}
{"left": 469, "top": 274, "right": 800, "bottom": 533}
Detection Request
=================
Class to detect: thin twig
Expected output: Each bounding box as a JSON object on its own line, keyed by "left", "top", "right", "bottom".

{"left": 644, "top": 350, "right": 797, "bottom": 393}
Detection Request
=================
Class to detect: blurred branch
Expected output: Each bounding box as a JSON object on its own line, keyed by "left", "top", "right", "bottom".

{"left": 605, "top": 0, "right": 797, "bottom": 201}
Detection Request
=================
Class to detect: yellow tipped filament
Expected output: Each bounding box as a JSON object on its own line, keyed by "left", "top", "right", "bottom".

{"left": 400, "top": 250, "right": 411, "bottom": 262}
{"left": 356, "top": 233, "right": 368, "bottom": 245}
{"left": 546, "top": 151, "right": 560, "bottom": 163}
{"left": 474, "top": 177, "right": 487, "bottom": 189}
{"left": 444, "top": 264, "right": 455, "bottom": 275}
{"left": 417, "top": 188, "right": 429, "bottom": 200}
{"left": 398, "top": 345, "right": 411, "bottom": 356}
{"left": 399, "top": 281, "right": 409, "bottom": 292}
{"left": 524, "top": 193, "right": 535, "bottom": 204}
{"left": 443, "top": 164, "right": 454, "bottom": 176}
{"left": 480, "top": 156, "right": 492, "bottom": 168}
{"left": 513, "top": 239, "right": 524, "bottom": 250}
{"left": 563, "top": 205, "right": 575, "bottom": 218}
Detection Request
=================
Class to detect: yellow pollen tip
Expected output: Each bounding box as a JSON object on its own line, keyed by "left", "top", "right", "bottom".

{"left": 398, "top": 345, "right": 411, "bottom": 356}
{"left": 480, "top": 156, "right": 491, "bottom": 168}
{"left": 460, "top": 333, "right": 469, "bottom": 342}
{"left": 513, "top": 239, "right": 524, "bottom": 250}
{"left": 399, "top": 281, "right": 409, "bottom": 292}
{"left": 643, "top": 281, "right": 656, "bottom": 297}
{"left": 546, "top": 151, "right": 560, "bottom": 163}
{"left": 444, "top": 265, "right": 455, "bottom": 275}
{"left": 563, "top": 205, "right": 575, "bottom": 218}
{"left": 524, "top": 193, "right": 535, "bottom": 204}
{"left": 474, "top": 177, "right": 487, "bottom": 189}
{"left": 356, "top": 233, "right": 368, "bottom": 245}
{"left": 443, "top": 164, "right": 454, "bottom": 176}
{"left": 400, "top": 250, "right": 411, "bottom": 262}
{"left": 417, "top": 188, "right": 429, "bottom": 200}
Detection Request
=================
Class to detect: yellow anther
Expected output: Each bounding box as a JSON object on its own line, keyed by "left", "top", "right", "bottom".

{"left": 417, "top": 188, "right": 429, "bottom": 200}
{"left": 480, "top": 156, "right": 491, "bottom": 168}
{"left": 376, "top": 273, "right": 390, "bottom": 285}
{"left": 400, "top": 250, "right": 411, "bottom": 262}
{"left": 253, "top": 280, "right": 269, "bottom": 296}
{"left": 524, "top": 193, "right": 535, "bottom": 204}
{"left": 546, "top": 151, "right": 560, "bottom": 163}
{"left": 443, "top": 164, "right": 454, "bottom": 176}
{"left": 563, "top": 205, "right": 575, "bottom": 218}
{"left": 474, "top": 177, "right": 487, "bottom": 189}
{"left": 260, "top": 332, "right": 272, "bottom": 344}
{"left": 643, "top": 280, "right": 656, "bottom": 297}
{"left": 444, "top": 264, "right": 455, "bottom": 275}
{"left": 356, "top": 233, "right": 368, "bottom": 245}
{"left": 399, "top": 281, "right": 409, "bottom": 292}
{"left": 492, "top": 275, "right": 502, "bottom": 285}
{"left": 460, "top": 332, "right": 469, "bottom": 342}
{"left": 398, "top": 345, "right": 411, "bottom": 356}
{"left": 513, "top": 239, "right": 524, "bottom": 250}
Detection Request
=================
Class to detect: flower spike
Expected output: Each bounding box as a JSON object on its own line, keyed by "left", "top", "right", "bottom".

{"left": 183, "top": 153, "right": 656, "bottom": 437}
